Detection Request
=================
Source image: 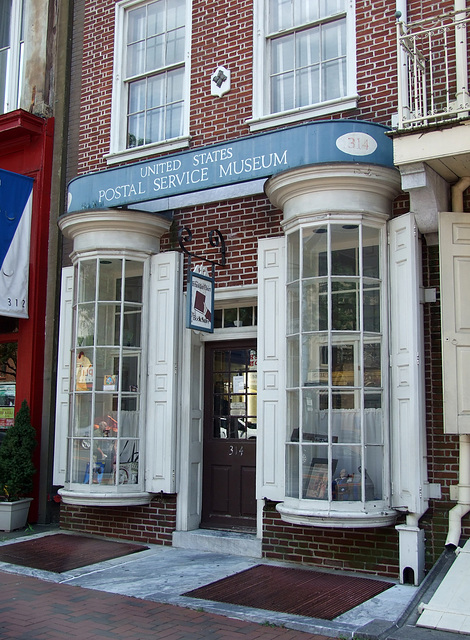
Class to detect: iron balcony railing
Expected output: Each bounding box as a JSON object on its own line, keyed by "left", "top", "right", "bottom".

{"left": 396, "top": 8, "right": 470, "bottom": 128}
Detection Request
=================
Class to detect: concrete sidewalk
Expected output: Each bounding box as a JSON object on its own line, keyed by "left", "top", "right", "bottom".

{"left": 0, "top": 525, "right": 464, "bottom": 639}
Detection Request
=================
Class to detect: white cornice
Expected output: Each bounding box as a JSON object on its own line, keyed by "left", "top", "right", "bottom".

{"left": 58, "top": 209, "right": 172, "bottom": 254}
{"left": 59, "top": 488, "right": 152, "bottom": 507}
{"left": 277, "top": 501, "right": 398, "bottom": 529}
{"left": 265, "top": 163, "right": 401, "bottom": 223}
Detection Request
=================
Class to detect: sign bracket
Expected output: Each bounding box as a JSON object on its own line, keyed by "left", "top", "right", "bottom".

{"left": 178, "top": 227, "right": 226, "bottom": 333}
{"left": 178, "top": 226, "right": 226, "bottom": 279}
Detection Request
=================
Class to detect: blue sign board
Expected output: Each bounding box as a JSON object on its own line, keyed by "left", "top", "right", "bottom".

{"left": 0, "top": 168, "right": 34, "bottom": 318}
{"left": 67, "top": 120, "right": 395, "bottom": 213}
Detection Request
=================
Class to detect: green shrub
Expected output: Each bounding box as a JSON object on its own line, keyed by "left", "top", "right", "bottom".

{"left": 0, "top": 400, "right": 36, "bottom": 501}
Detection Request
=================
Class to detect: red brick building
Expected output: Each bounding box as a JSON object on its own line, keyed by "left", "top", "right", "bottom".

{"left": 55, "top": 0, "right": 470, "bottom": 588}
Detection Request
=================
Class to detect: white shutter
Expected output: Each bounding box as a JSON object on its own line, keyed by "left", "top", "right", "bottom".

{"left": 175, "top": 325, "right": 204, "bottom": 530}
{"left": 389, "top": 213, "right": 428, "bottom": 515}
{"left": 53, "top": 266, "right": 74, "bottom": 486}
{"left": 257, "top": 237, "right": 286, "bottom": 501}
{"left": 439, "top": 212, "right": 470, "bottom": 434}
{"left": 145, "top": 251, "right": 182, "bottom": 493}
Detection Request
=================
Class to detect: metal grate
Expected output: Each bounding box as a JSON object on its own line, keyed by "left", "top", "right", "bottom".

{"left": 0, "top": 533, "right": 147, "bottom": 573}
{"left": 184, "top": 564, "right": 393, "bottom": 620}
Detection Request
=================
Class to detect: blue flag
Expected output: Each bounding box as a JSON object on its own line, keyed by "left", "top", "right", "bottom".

{"left": 0, "top": 168, "right": 34, "bottom": 318}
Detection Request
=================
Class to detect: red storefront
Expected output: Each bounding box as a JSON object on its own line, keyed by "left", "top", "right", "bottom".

{"left": 0, "top": 109, "right": 54, "bottom": 522}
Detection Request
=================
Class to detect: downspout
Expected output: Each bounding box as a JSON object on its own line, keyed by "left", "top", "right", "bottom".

{"left": 451, "top": 177, "right": 470, "bottom": 212}
{"left": 398, "top": 0, "right": 420, "bottom": 538}
{"left": 395, "top": 0, "right": 406, "bottom": 24}
{"left": 395, "top": 0, "right": 407, "bottom": 22}
{"left": 446, "top": 435, "right": 470, "bottom": 548}
{"left": 395, "top": 0, "right": 431, "bottom": 581}
{"left": 446, "top": 0, "right": 470, "bottom": 546}
{"left": 445, "top": 176, "right": 470, "bottom": 549}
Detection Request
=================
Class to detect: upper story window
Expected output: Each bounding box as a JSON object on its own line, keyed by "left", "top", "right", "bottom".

{"left": 108, "top": 0, "right": 190, "bottom": 165}
{"left": 0, "top": 0, "right": 24, "bottom": 115}
{"left": 250, "top": 0, "right": 357, "bottom": 131}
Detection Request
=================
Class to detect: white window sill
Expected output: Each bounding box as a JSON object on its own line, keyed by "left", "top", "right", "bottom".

{"left": 247, "top": 96, "right": 359, "bottom": 133}
{"left": 59, "top": 488, "right": 152, "bottom": 507}
{"left": 276, "top": 499, "right": 397, "bottom": 529}
{"left": 105, "top": 136, "right": 191, "bottom": 166}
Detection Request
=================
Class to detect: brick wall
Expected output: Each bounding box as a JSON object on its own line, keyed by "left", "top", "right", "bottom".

{"left": 73, "top": 0, "right": 443, "bottom": 176}
{"left": 189, "top": 0, "right": 253, "bottom": 147}
{"left": 60, "top": 495, "right": 177, "bottom": 545}
{"left": 160, "top": 195, "right": 283, "bottom": 289}
{"left": 262, "top": 501, "right": 403, "bottom": 578}
{"left": 76, "top": 1, "right": 114, "bottom": 175}
{"left": 354, "top": 2, "right": 400, "bottom": 124}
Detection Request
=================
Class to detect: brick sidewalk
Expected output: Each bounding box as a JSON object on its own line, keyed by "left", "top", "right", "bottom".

{"left": 0, "top": 571, "right": 336, "bottom": 640}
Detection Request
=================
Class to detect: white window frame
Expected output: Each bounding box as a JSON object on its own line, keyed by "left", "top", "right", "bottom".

{"left": 0, "top": 0, "right": 24, "bottom": 115}
{"left": 66, "top": 254, "right": 149, "bottom": 501}
{"left": 106, "top": 0, "right": 192, "bottom": 166}
{"left": 56, "top": 252, "right": 156, "bottom": 507}
{"left": 279, "top": 217, "right": 394, "bottom": 525}
{"left": 249, "top": 0, "right": 358, "bottom": 132}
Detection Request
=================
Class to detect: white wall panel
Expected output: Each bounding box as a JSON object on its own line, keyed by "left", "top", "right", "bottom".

{"left": 145, "top": 251, "right": 182, "bottom": 493}
{"left": 257, "top": 237, "right": 286, "bottom": 500}
{"left": 389, "top": 213, "right": 428, "bottom": 515}
{"left": 440, "top": 212, "right": 470, "bottom": 433}
{"left": 53, "top": 267, "right": 74, "bottom": 486}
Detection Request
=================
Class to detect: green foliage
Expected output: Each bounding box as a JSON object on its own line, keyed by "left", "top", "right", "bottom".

{"left": 0, "top": 343, "right": 17, "bottom": 379}
{"left": 0, "top": 400, "right": 36, "bottom": 501}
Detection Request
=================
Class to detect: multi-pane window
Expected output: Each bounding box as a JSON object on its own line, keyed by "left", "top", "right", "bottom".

{"left": 0, "top": 0, "right": 24, "bottom": 114}
{"left": 214, "top": 306, "right": 258, "bottom": 329}
{"left": 69, "top": 258, "right": 144, "bottom": 489}
{"left": 212, "top": 347, "right": 257, "bottom": 440}
{"left": 125, "top": 0, "right": 186, "bottom": 149}
{"left": 268, "top": 0, "right": 347, "bottom": 114}
{"left": 251, "top": 0, "right": 355, "bottom": 127}
{"left": 286, "top": 222, "right": 387, "bottom": 505}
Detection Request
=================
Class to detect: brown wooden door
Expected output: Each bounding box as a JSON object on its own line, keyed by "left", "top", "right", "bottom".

{"left": 201, "top": 341, "right": 257, "bottom": 531}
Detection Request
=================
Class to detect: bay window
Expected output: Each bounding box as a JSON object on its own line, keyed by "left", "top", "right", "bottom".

{"left": 285, "top": 221, "right": 387, "bottom": 509}
{"left": 55, "top": 207, "right": 179, "bottom": 505}
{"left": 69, "top": 257, "right": 144, "bottom": 492}
{"left": 259, "top": 162, "right": 402, "bottom": 527}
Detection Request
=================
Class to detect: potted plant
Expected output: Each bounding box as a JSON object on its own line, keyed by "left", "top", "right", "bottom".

{"left": 0, "top": 400, "right": 37, "bottom": 532}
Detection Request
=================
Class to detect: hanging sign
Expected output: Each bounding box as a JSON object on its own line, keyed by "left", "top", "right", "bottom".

{"left": 187, "top": 270, "right": 214, "bottom": 332}
{"left": 0, "top": 168, "right": 34, "bottom": 318}
{"left": 180, "top": 227, "right": 225, "bottom": 334}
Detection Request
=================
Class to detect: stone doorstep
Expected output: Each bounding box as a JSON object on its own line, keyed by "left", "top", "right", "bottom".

{"left": 172, "top": 529, "right": 262, "bottom": 558}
